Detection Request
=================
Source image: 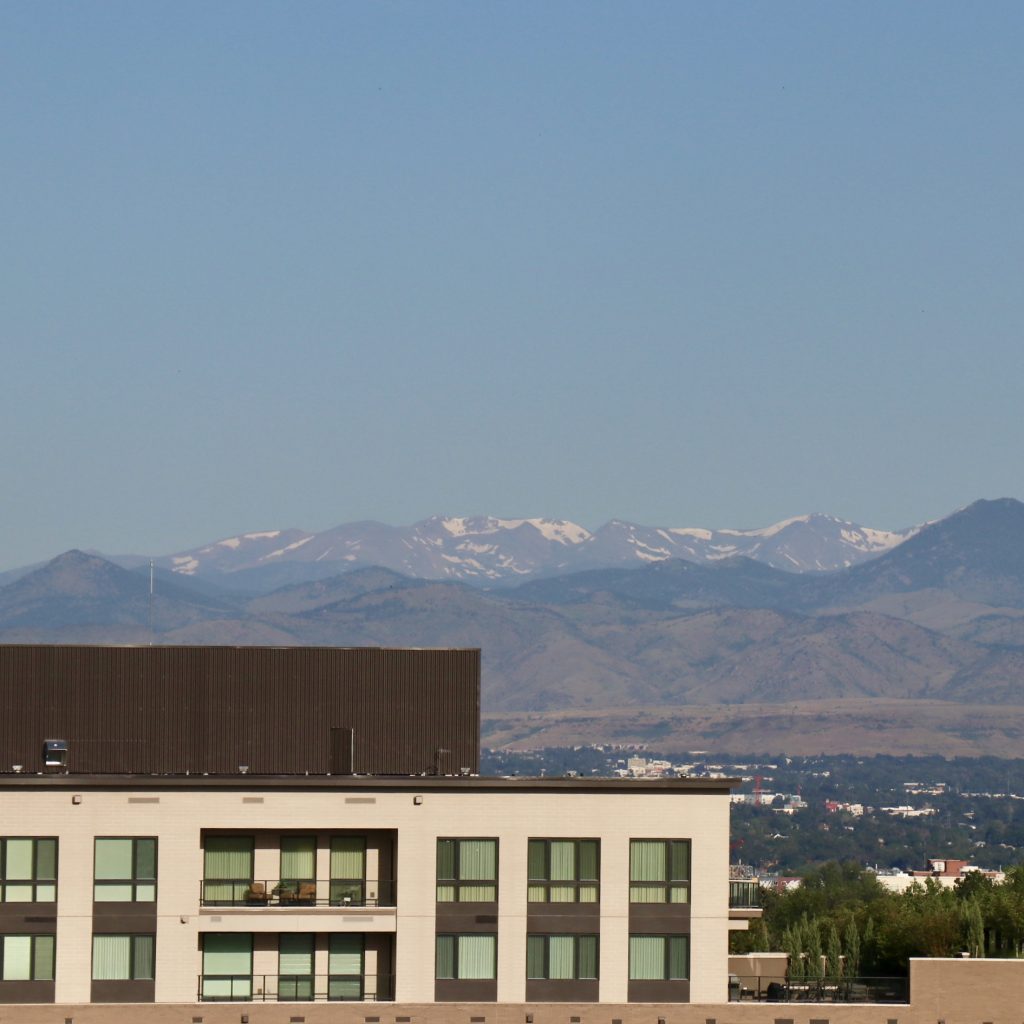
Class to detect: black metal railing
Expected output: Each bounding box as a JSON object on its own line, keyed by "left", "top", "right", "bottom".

{"left": 729, "top": 975, "right": 909, "bottom": 1003}
{"left": 199, "top": 879, "right": 396, "bottom": 908}
{"left": 198, "top": 973, "right": 394, "bottom": 1002}
{"left": 729, "top": 880, "right": 762, "bottom": 909}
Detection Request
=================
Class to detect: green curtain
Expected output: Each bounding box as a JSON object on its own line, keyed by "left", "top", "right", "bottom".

{"left": 457, "top": 840, "right": 496, "bottom": 901}
{"left": 630, "top": 840, "right": 666, "bottom": 903}
{"left": 577, "top": 935, "right": 598, "bottom": 980}
{"left": 204, "top": 837, "right": 253, "bottom": 903}
{"left": 1, "top": 935, "right": 31, "bottom": 980}
{"left": 629, "top": 935, "right": 665, "bottom": 980}
{"left": 133, "top": 935, "right": 154, "bottom": 980}
{"left": 33, "top": 934, "right": 55, "bottom": 981}
{"left": 547, "top": 936, "right": 574, "bottom": 980}
{"left": 668, "top": 936, "right": 688, "bottom": 980}
{"left": 95, "top": 839, "right": 134, "bottom": 901}
{"left": 669, "top": 842, "right": 690, "bottom": 902}
{"left": 205, "top": 837, "right": 254, "bottom": 879}
{"left": 280, "top": 933, "right": 314, "bottom": 975}
{"left": 327, "top": 934, "right": 364, "bottom": 998}
{"left": 436, "top": 840, "right": 456, "bottom": 902}
{"left": 578, "top": 841, "right": 598, "bottom": 879}
{"left": 35, "top": 839, "right": 57, "bottom": 901}
{"left": 135, "top": 839, "right": 156, "bottom": 901}
{"left": 93, "top": 935, "right": 131, "bottom": 980}
{"left": 329, "top": 934, "right": 363, "bottom": 975}
{"left": 3, "top": 839, "right": 34, "bottom": 902}
{"left": 459, "top": 840, "right": 496, "bottom": 878}
{"left": 527, "top": 840, "right": 545, "bottom": 879}
{"left": 548, "top": 841, "right": 575, "bottom": 902}
{"left": 330, "top": 837, "right": 365, "bottom": 879}
{"left": 526, "top": 935, "right": 545, "bottom": 979}
{"left": 435, "top": 935, "right": 455, "bottom": 979}
{"left": 457, "top": 934, "right": 496, "bottom": 979}
{"left": 281, "top": 837, "right": 316, "bottom": 881}
{"left": 330, "top": 837, "right": 366, "bottom": 904}
{"left": 203, "top": 933, "right": 252, "bottom": 973}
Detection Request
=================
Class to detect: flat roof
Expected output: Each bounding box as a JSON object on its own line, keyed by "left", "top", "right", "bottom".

{"left": 0, "top": 773, "right": 737, "bottom": 794}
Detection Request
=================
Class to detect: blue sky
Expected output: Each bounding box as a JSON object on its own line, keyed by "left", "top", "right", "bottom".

{"left": 2, "top": 2, "right": 1023, "bottom": 569}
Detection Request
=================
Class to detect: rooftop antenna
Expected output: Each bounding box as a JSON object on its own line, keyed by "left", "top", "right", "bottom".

{"left": 148, "top": 559, "right": 154, "bottom": 643}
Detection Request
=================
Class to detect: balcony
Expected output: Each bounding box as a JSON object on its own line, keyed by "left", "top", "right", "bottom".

{"left": 199, "top": 879, "right": 396, "bottom": 908}
{"left": 198, "top": 973, "right": 394, "bottom": 1002}
{"left": 728, "top": 879, "right": 763, "bottom": 923}
{"left": 729, "top": 975, "right": 908, "bottom": 1003}
{"left": 729, "top": 880, "right": 762, "bottom": 909}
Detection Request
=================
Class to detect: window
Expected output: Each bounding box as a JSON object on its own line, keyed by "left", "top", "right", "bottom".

{"left": 528, "top": 839, "right": 598, "bottom": 902}
{"left": 628, "top": 935, "right": 689, "bottom": 980}
{"left": 330, "top": 836, "right": 366, "bottom": 906}
{"left": 278, "top": 933, "right": 314, "bottom": 1001}
{"left": 201, "top": 933, "right": 252, "bottom": 1001}
{"left": 203, "top": 836, "right": 254, "bottom": 904}
{"left": 328, "top": 933, "right": 364, "bottom": 1000}
{"left": 526, "top": 934, "right": 598, "bottom": 980}
{"left": 0, "top": 838, "right": 57, "bottom": 903}
{"left": 92, "top": 935, "right": 154, "bottom": 980}
{"left": 279, "top": 836, "right": 316, "bottom": 904}
{"left": 94, "top": 839, "right": 156, "bottom": 902}
{"left": 0, "top": 934, "right": 55, "bottom": 981}
{"left": 435, "top": 934, "right": 496, "bottom": 980}
{"left": 436, "top": 839, "right": 497, "bottom": 902}
{"left": 629, "top": 839, "right": 690, "bottom": 903}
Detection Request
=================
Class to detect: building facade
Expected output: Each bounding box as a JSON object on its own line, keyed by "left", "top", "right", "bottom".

{"left": 0, "top": 774, "right": 733, "bottom": 1008}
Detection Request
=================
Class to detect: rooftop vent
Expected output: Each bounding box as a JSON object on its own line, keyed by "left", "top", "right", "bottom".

{"left": 43, "top": 739, "right": 68, "bottom": 770}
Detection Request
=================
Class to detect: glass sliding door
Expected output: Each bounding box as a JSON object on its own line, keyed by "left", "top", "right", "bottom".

{"left": 279, "top": 836, "right": 316, "bottom": 904}
{"left": 203, "top": 837, "right": 253, "bottom": 905}
{"left": 330, "top": 837, "right": 366, "bottom": 906}
{"left": 328, "top": 933, "right": 364, "bottom": 1000}
{"left": 202, "top": 933, "right": 252, "bottom": 1000}
{"left": 278, "top": 933, "right": 314, "bottom": 1000}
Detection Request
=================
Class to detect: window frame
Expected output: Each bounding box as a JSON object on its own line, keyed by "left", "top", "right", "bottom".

{"left": 435, "top": 933, "right": 498, "bottom": 980}
{"left": 527, "top": 838, "right": 599, "bottom": 903}
{"left": 202, "top": 835, "right": 255, "bottom": 905}
{"left": 436, "top": 837, "right": 498, "bottom": 903}
{"left": 93, "top": 837, "right": 157, "bottom": 903}
{"left": 91, "top": 933, "right": 155, "bottom": 981}
{"left": 628, "top": 933, "right": 689, "bottom": 981}
{"left": 201, "top": 932, "right": 254, "bottom": 1001}
{"left": 0, "top": 933, "right": 56, "bottom": 981}
{"left": 0, "top": 837, "right": 58, "bottom": 903}
{"left": 277, "top": 932, "right": 315, "bottom": 1001}
{"left": 628, "top": 838, "right": 690, "bottom": 904}
{"left": 526, "top": 933, "right": 599, "bottom": 980}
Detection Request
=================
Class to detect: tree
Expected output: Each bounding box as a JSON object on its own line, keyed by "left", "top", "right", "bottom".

{"left": 843, "top": 915, "right": 862, "bottom": 978}
{"left": 825, "top": 919, "right": 843, "bottom": 978}
{"left": 962, "top": 898, "right": 985, "bottom": 959}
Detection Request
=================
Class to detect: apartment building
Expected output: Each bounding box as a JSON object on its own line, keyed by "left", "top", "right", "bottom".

{"left": 0, "top": 645, "right": 736, "bottom": 1014}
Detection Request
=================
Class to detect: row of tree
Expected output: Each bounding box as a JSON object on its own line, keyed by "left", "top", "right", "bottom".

{"left": 732, "top": 861, "right": 1024, "bottom": 976}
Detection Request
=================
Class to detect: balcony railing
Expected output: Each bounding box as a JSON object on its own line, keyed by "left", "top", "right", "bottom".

{"left": 729, "top": 880, "right": 762, "bottom": 909}
{"left": 729, "top": 975, "right": 908, "bottom": 1003}
{"left": 199, "top": 974, "right": 394, "bottom": 1002}
{"left": 199, "top": 879, "right": 396, "bottom": 908}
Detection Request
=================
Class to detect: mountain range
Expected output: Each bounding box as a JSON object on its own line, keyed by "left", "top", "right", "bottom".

{"left": 2, "top": 498, "right": 1023, "bottom": 757}
{"left": 85, "top": 511, "right": 915, "bottom": 592}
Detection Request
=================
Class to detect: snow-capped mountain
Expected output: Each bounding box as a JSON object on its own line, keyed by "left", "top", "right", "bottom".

{"left": 143, "top": 512, "right": 914, "bottom": 590}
